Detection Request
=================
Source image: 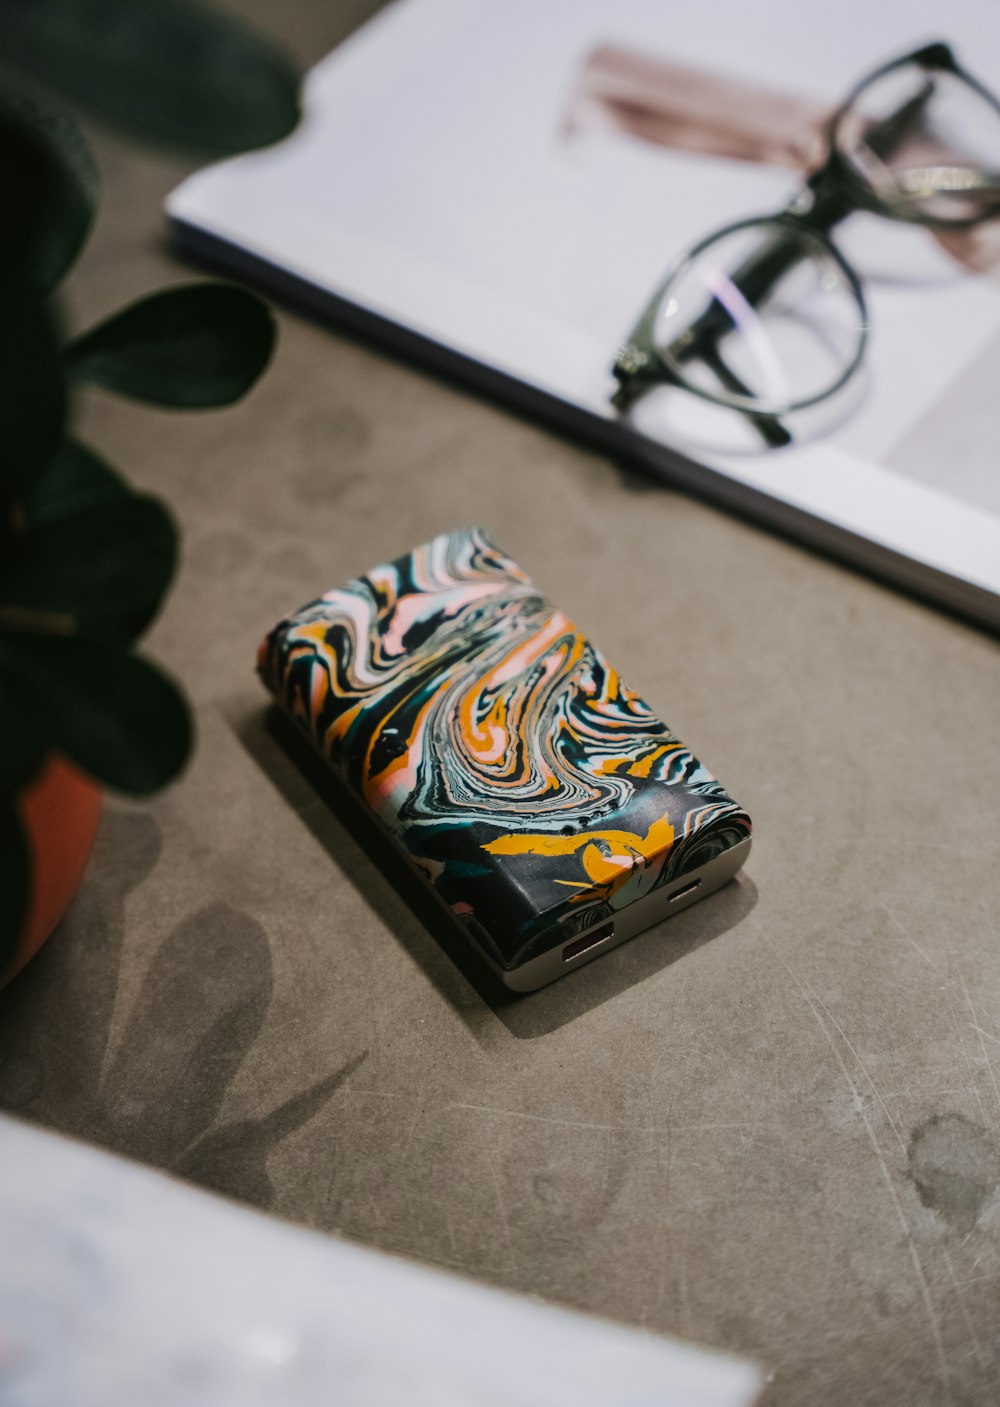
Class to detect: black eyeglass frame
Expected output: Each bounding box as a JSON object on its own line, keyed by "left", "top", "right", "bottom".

{"left": 826, "top": 41, "right": 1000, "bottom": 232}
{"left": 612, "top": 42, "right": 1000, "bottom": 437}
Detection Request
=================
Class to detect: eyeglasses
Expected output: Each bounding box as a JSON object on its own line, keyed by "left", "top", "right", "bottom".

{"left": 612, "top": 43, "right": 1000, "bottom": 446}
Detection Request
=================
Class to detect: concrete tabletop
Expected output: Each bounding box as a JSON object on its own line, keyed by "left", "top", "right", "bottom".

{"left": 2, "top": 4, "right": 1000, "bottom": 1403}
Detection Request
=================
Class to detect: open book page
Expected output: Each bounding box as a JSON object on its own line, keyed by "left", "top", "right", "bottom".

{"left": 168, "top": 0, "right": 1000, "bottom": 621}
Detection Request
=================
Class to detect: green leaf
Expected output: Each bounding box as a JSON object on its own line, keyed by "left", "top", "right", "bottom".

{"left": 65, "top": 283, "right": 276, "bottom": 407}
{"left": 26, "top": 438, "right": 128, "bottom": 528}
{"left": 4, "top": 491, "right": 178, "bottom": 643}
{"left": 10, "top": 441, "right": 177, "bottom": 644}
{"left": 0, "top": 0, "right": 300, "bottom": 157}
{"left": 0, "top": 278, "right": 65, "bottom": 492}
{"left": 0, "top": 799, "right": 28, "bottom": 972}
{"left": 0, "top": 697, "right": 46, "bottom": 791}
{"left": 0, "top": 82, "right": 97, "bottom": 291}
{"left": 0, "top": 635, "right": 192, "bottom": 794}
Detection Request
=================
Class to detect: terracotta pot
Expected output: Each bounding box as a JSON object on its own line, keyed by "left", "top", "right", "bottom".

{"left": 1, "top": 756, "right": 103, "bottom": 989}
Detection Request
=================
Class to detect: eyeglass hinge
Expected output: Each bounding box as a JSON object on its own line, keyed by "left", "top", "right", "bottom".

{"left": 787, "top": 188, "right": 815, "bottom": 216}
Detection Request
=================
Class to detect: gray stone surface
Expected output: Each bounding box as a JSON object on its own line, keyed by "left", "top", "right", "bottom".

{"left": 3, "top": 4, "right": 1000, "bottom": 1404}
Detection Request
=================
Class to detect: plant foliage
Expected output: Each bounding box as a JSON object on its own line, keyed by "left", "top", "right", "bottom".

{"left": 0, "top": 0, "right": 299, "bottom": 966}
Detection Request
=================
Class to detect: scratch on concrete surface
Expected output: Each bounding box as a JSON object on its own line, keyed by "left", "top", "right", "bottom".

{"left": 451, "top": 1105, "right": 630, "bottom": 1133}
{"left": 396, "top": 1080, "right": 428, "bottom": 1166}
{"left": 939, "top": 1241, "right": 989, "bottom": 1378}
{"left": 880, "top": 902, "right": 944, "bottom": 975}
{"left": 881, "top": 1087, "right": 972, "bottom": 1101}
{"left": 878, "top": 906, "right": 998, "bottom": 1128}
{"left": 937, "top": 924, "right": 995, "bottom": 1130}
{"left": 968, "top": 1023, "right": 1000, "bottom": 1047}
{"left": 449, "top": 1103, "right": 783, "bottom": 1140}
{"left": 342, "top": 1087, "right": 409, "bottom": 1100}
{"left": 808, "top": 988, "right": 906, "bottom": 1155}
{"left": 781, "top": 958, "right": 954, "bottom": 1405}
{"left": 482, "top": 1136, "right": 516, "bottom": 1273}
{"left": 960, "top": 971, "right": 1000, "bottom": 1118}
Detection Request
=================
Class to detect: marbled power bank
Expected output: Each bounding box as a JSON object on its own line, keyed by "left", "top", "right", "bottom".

{"left": 258, "top": 527, "right": 751, "bottom": 991}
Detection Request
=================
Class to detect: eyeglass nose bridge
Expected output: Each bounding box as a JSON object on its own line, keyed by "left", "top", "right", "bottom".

{"left": 909, "top": 41, "right": 959, "bottom": 73}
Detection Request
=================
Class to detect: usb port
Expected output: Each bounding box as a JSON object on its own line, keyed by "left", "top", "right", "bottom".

{"left": 669, "top": 878, "right": 702, "bottom": 904}
{"left": 563, "top": 920, "right": 615, "bottom": 962}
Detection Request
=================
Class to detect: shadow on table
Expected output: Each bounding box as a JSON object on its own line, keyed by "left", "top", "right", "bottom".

{"left": 0, "top": 798, "right": 370, "bottom": 1213}
{"left": 231, "top": 704, "right": 758, "bottom": 1041}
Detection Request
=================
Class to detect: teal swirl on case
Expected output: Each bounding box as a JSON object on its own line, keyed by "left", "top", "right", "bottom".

{"left": 258, "top": 527, "right": 751, "bottom": 971}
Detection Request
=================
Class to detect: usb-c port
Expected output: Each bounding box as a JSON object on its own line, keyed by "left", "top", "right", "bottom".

{"left": 669, "top": 878, "right": 702, "bottom": 904}
{"left": 563, "top": 920, "right": 615, "bottom": 962}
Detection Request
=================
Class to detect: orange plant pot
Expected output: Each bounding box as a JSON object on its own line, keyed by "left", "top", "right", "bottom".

{"left": 1, "top": 756, "right": 103, "bottom": 989}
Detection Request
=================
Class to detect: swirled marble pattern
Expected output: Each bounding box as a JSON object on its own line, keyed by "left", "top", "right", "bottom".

{"left": 259, "top": 528, "right": 751, "bottom": 970}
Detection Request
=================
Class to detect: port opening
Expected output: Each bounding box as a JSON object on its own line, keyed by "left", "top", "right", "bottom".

{"left": 668, "top": 878, "right": 702, "bottom": 904}
{"left": 563, "top": 920, "right": 615, "bottom": 963}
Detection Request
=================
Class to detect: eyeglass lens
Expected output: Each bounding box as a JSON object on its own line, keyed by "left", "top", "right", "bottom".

{"left": 834, "top": 59, "right": 1000, "bottom": 224}
{"left": 651, "top": 220, "right": 866, "bottom": 415}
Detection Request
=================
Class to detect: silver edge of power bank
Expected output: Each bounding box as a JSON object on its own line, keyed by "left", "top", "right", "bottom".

{"left": 493, "top": 836, "right": 753, "bottom": 993}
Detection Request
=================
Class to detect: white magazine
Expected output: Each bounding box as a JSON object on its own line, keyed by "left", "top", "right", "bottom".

{"left": 168, "top": 0, "right": 1000, "bottom": 627}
